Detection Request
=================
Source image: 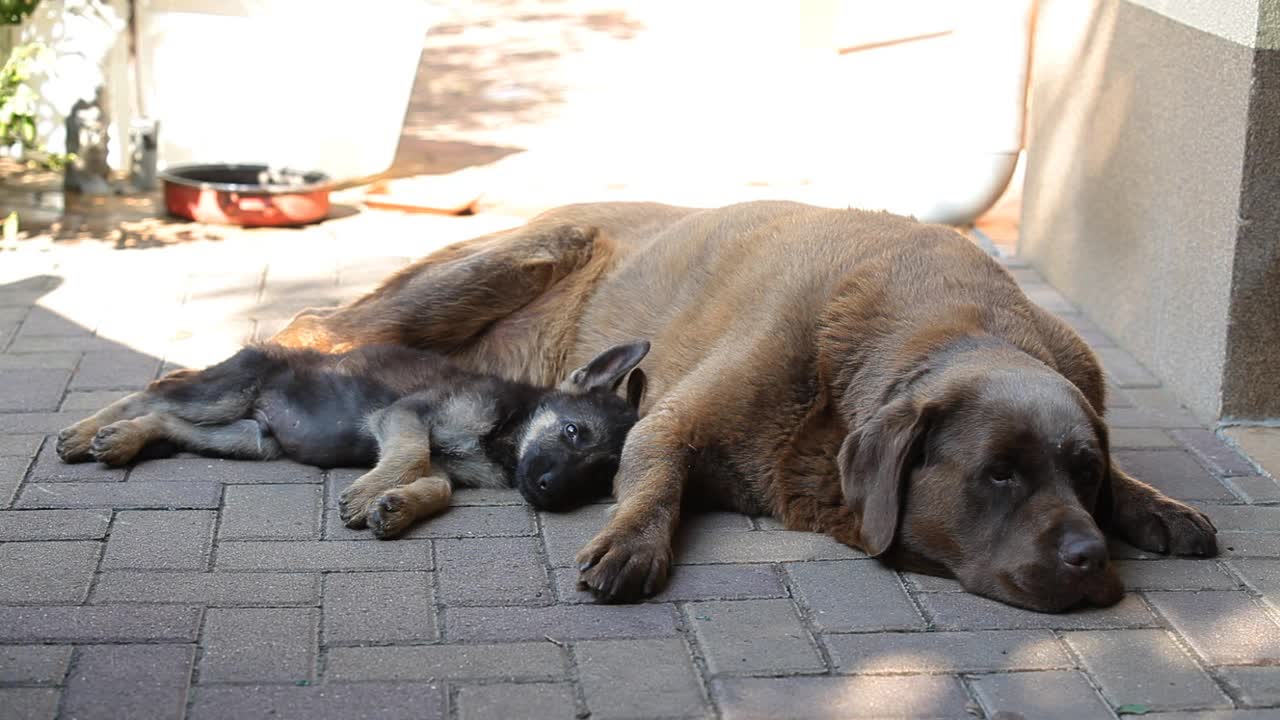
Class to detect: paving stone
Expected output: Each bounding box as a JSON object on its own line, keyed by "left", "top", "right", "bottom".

{"left": 826, "top": 629, "right": 1070, "bottom": 674}
{"left": 576, "top": 638, "right": 706, "bottom": 719}
{"left": 452, "top": 487, "right": 526, "bottom": 505}
{"left": 0, "top": 368, "right": 70, "bottom": 412}
{"left": 127, "top": 456, "right": 322, "bottom": 483}
{"left": 1224, "top": 558, "right": 1280, "bottom": 614}
{"left": 900, "top": 571, "right": 964, "bottom": 593}
{"left": 678, "top": 530, "right": 863, "bottom": 565}
{"left": 437, "top": 536, "right": 551, "bottom": 606}
{"left": 553, "top": 563, "right": 786, "bottom": 603}
{"left": 540, "top": 504, "right": 612, "bottom": 566}
{"left": 786, "top": 559, "right": 924, "bottom": 632}
{"left": 1220, "top": 532, "right": 1280, "bottom": 557}
{"left": 189, "top": 683, "right": 444, "bottom": 720}
{"left": 1115, "top": 450, "right": 1235, "bottom": 501}
{"left": 1220, "top": 666, "right": 1280, "bottom": 707}
{"left": 62, "top": 644, "right": 194, "bottom": 720}
{"left": 215, "top": 540, "right": 432, "bottom": 571}
{"left": 0, "top": 509, "right": 110, "bottom": 540}
{"left": 1222, "top": 475, "right": 1280, "bottom": 504}
{"left": 445, "top": 603, "right": 678, "bottom": 642}
{"left": 220, "top": 484, "right": 321, "bottom": 540}
{"left": 971, "top": 670, "right": 1113, "bottom": 720}
{"left": 0, "top": 645, "right": 72, "bottom": 684}
{"left": 15, "top": 481, "right": 221, "bottom": 509}
{"left": 324, "top": 642, "right": 566, "bottom": 682}
{"left": 323, "top": 572, "right": 436, "bottom": 644}
{"left": 1065, "top": 629, "right": 1230, "bottom": 711}
{"left": 1116, "top": 560, "right": 1239, "bottom": 590}
{"left": 102, "top": 510, "right": 214, "bottom": 570}
{"left": 1024, "top": 283, "right": 1077, "bottom": 314}
{"left": 0, "top": 434, "right": 43, "bottom": 457}
{"left": 0, "top": 605, "right": 200, "bottom": 642}
{"left": 0, "top": 456, "right": 27, "bottom": 509}
{"left": 1058, "top": 312, "right": 1114, "bottom": 347}
{"left": 1108, "top": 405, "right": 1203, "bottom": 429}
{"left": 59, "top": 390, "right": 130, "bottom": 412}
{"left": 1169, "top": 428, "right": 1260, "bottom": 477}
{"left": 1112, "top": 428, "right": 1179, "bottom": 449}
{"left": 0, "top": 411, "right": 88, "bottom": 435}
{"left": 1138, "top": 710, "right": 1280, "bottom": 719}
{"left": 16, "top": 310, "right": 94, "bottom": 337}
{"left": 1095, "top": 347, "right": 1161, "bottom": 388}
{"left": 0, "top": 352, "right": 80, "bottom": 370}
{"left": 199, "top": 608, "right": 317, "bottom": 683}
{"left": 1194, "top": 504, "right": 1280, "bottom": 532}
{"left": 1223, "top": 426, "right": 1280, "bottom": 481}
{"left": 0, "top": 540, "right": 100, "bottom": 603}
{"left": 1146, "top": 591, "right": 1280, "bottom": 665}
{"left": 0, "top": 688, "right": 60, "bottom": 720}
{"left": 457, "top": 683, "right": 577, "bottom": 720}
{"left": 918, "top": 592, "right": 1156, "bottom": 630}
{"left": 27, "top": 440, "right": 126, "bottom": 482}
{"left": 714, "top": 675, "right": 968, "bottom": 720}
{"left": 67, "top": 350, "right": 159, "bottom": 390}
{"left": 92, "top": 571, "right": 319, "bottom": 606}
{"left": 688, "top": 599, "right": 824, "bottom": 675}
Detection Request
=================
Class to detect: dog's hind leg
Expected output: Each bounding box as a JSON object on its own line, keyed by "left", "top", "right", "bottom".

{"left": 337, "top": 402, "right": 433, "bottom": 529}
{"left": 89, "top": 414, "right": 282, "bottom": 466}
{"left": 270, "top": 223, "right": 601, "bottom": 355}
{"left": 57, "top": 347, "right": 275, "bottom": 463}
{"left": 367, "top": 474, "right": 452, "bottom": 540}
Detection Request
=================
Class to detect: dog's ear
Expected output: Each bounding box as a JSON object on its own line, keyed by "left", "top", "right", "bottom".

{"left": 561, "top": 341, "right": 651, "bottom": 394}
{"left": 625, "top": 368, "right": 647, "bottom": 410}
{"left": 838, "top": 396, "right": 932, "bottom": 557}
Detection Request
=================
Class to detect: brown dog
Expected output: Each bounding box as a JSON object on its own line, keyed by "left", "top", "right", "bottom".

{"left": 272, "top": 201, "right": 1217, "bottom": 611}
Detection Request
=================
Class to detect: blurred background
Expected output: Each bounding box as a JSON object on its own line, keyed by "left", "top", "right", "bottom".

{"left": 1, "top": 0, "right": 1277, "bottom": 434}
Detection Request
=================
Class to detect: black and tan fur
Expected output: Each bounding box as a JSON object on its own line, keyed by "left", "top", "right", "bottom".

{"left": 57, "top": 341, "right": 649, "bottom": 538}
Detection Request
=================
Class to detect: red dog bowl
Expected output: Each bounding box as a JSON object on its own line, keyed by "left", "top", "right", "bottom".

{"left": 161, "top": 163, "right": 331, "bottom": 227}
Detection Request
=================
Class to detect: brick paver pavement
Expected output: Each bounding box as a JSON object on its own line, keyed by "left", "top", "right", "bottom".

{"left": 0, "top": 218, "right": 1277, "bottom": 720}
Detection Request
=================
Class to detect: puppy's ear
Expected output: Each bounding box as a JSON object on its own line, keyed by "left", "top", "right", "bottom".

{"left": 625, "top": 368, "right": 647, "bottom": 410}
{"left": 838, "top": 396, "right": 932, "bottom": 557}
{"left": 1091, "top": 419, "right": 1115, "bottom": 529}
{"left": 561, "top": 341, "right": 651, "bottom": 394}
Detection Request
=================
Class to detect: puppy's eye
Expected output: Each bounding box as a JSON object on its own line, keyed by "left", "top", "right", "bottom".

{"left": 563, "top": 423, "right": 579, "bottom": 440}
{"left": 990, "top": 465, "right": 1016, "bottom": 485}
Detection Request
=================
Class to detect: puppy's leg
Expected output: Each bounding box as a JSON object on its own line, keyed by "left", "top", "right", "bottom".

{"left": 367, "top": 474, "right": 452, "bottom": 540}
{"left": 1107, "top": 466, "right": 1218, "bottom": 556}
{"left": 57, "top": 348, "right": 271, "bottom": 462}
{"left": 337, "top": 403, "right": 432, "bottom": 529}
{"left": 271, "top": 223, "right": 600, "bottom": 354}
{"left": 90, "top": 414, "right": 282, "bottom": 466}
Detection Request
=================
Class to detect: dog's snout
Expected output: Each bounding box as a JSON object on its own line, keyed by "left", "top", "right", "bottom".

{"left": 537, "top": 471, "right": 553, "bottom": 491}
{"left": 1058, "top": 534, "right": 1107, "bottom": 574}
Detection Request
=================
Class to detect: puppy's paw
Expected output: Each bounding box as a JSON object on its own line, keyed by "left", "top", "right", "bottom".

{"left": 576, "top": 527, "right": 671, "bottom": 603}
{"left": 89, "top": 421, "right": 146, "bottom": 466}
{"left": 57, "top": 421, "right": 100, "bottom": 463}
{"left": 367, "top": 492, "right": 415, "bottom": 539}
{"left": 337, "top": 485, "right": 375, "bottom": 529}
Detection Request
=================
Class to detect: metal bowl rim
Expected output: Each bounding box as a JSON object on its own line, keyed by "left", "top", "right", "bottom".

{"left": 159, "top": 163, "right": 332, "bottom": 194}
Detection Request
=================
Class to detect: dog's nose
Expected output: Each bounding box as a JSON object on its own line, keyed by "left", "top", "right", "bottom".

{"left": 537, "top": 471, "right": 554, "bottom": 492}
{"left": 1059, "top": 534, "right": 1108, "bottom": 574}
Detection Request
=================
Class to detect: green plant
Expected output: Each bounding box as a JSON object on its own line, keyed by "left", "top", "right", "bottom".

{"left": 1, "top": 0, "right": 69, "bottom": 169}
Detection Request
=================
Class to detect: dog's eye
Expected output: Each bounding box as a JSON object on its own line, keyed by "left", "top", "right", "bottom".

{"left": 563, "top": 423, "right": 579, "bottom": 440}
{"left": 990, "top": 465, "right": 1016, "bottom": 485}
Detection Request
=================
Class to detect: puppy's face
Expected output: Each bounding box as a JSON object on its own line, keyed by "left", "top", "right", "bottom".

{"left": 844, "top": 366, "right": 1123, "bottom": 612}
{"left": 514, "top": 391, "right": 638, "bottom": 511}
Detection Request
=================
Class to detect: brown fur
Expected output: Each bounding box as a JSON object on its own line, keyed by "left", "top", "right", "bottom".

{"left": 271, "top": 201, "right": 1218, "bottom": 609}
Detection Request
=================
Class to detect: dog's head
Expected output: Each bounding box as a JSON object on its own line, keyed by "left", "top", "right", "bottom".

{"left": 840, "top": 348, "right": 1123, "bottom": 612}
{"left": 515, "top": 341, "right": 649, "bottom": 510}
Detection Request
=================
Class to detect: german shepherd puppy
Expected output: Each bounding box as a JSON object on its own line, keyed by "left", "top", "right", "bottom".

{"left": 56, "top": 340, "right": 650, "bottom": 538}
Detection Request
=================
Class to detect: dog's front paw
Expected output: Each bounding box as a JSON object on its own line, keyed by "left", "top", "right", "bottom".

{"left": 1116, "top": 495, "right": 1218, "bottom": 557}
{"left": 576, "top": 527, "right": 671, "bottom": 603}
{"left": 337, "top": 485, "right": 377, "bottom": 529}
{"left": 89, "top": 421, "right": 146, "bottom": 466}
{"left": 367, "top": 492, "right": 414, "bottom": 540}
{"left": 57, "top": 421, "right": 100, "bottom": 463}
